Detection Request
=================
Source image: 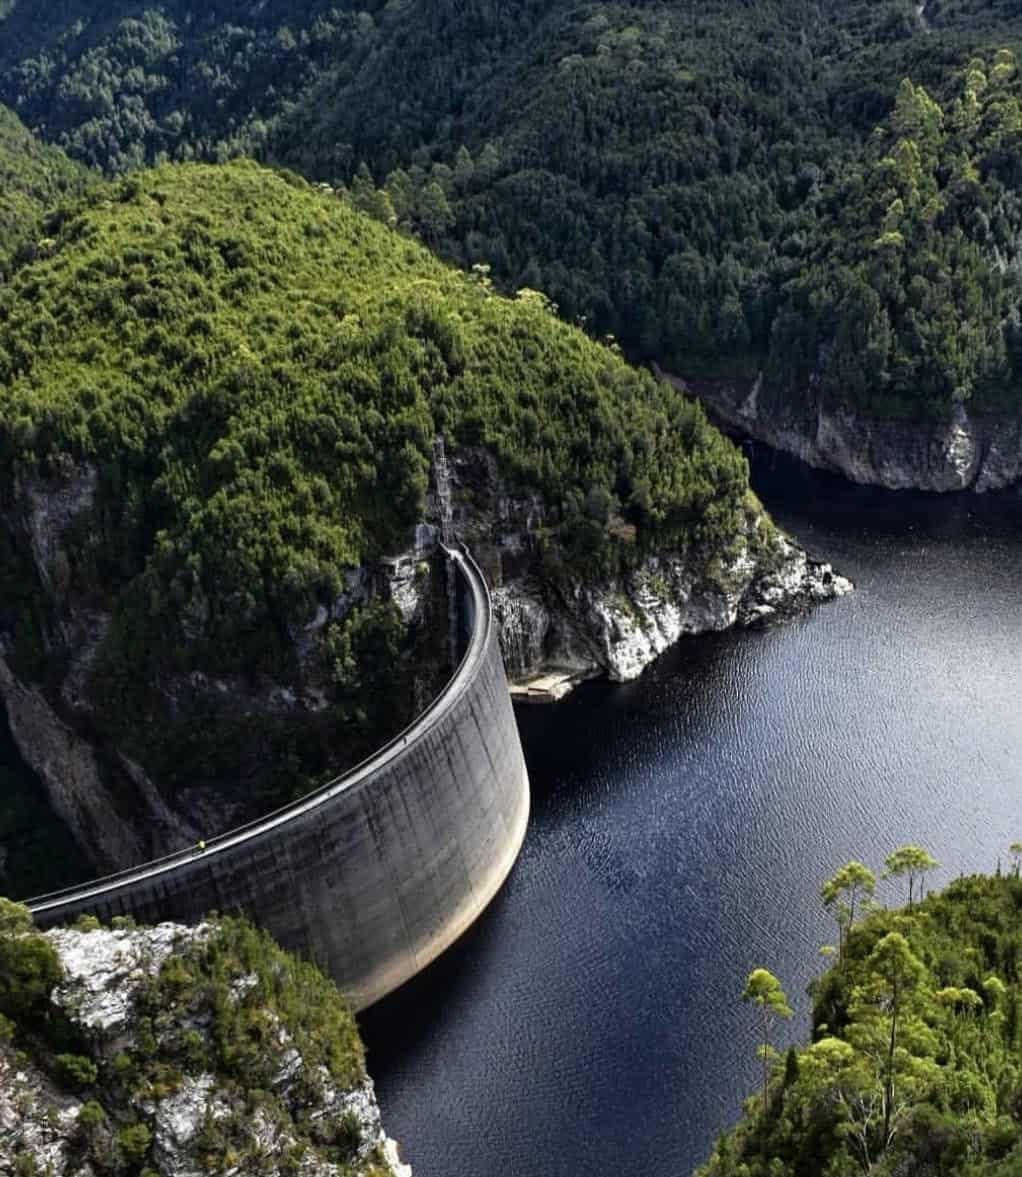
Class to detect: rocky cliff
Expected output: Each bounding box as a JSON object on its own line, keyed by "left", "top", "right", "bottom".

{"left": 0, "top": 435, "right": 850, "bottom": 876}
{"left": 659, "top": 365, "right": 1022, "bottom": 494}
{"left": 0, "top": 915, "right": 409, "bottom": 1177}
{"left": 0, "top": 461, "right": 447, "bottom": 872}
{"left": 437, "top": 446, "right": 851, "bottom": 685}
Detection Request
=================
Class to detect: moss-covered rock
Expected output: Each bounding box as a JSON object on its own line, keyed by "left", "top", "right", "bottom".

{"left": 0, "top": 903, "right": 409, "bottom": 1177}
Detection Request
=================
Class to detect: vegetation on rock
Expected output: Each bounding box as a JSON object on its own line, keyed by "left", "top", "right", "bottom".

{"left": 0, "top": 900, "right": 399, "bottom": 1177}
{"left": 0, "top": 158, "right": 756, "bottom": 810}
{"left": 701, "top": 858, "right": 1022, "bottom": 1177}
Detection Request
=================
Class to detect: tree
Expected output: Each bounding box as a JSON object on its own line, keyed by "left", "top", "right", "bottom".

{"left": 882, "top": 846, "right": 938, "bottom": 908}
{"left": 742, "top": 967, "right": 793, "bottom": 1116}
{"left": 0, "top": 898, "right": 33, "bottom": 935}
{"left": 798, "top": 1036, "right": 880, "bottom": 1171}
{"left": 417, "top": 181, "right": 454, "bottom": 245}
{"left": 866, "top": 932, "right": 926, "bottom": 1144}
{"left": 1010, "top": 841, "right": 1022, "bottom": 877}
{"left": 822, "top": 862, "right": 877, "bottom": 956}
{"left": 453, "top": 145, "right": 475, "bottom": 190}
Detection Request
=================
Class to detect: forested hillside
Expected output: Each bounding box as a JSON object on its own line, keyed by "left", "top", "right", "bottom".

{"left": 0, "top": 104, "right": 89, "bottom": 271}
{"left": 766, "top": 59, "right": 1022, "bottom": 421}
{"left": 700, "top": 868, "right": 1022, "bottom": 1177}
{"left": 6, "top": 0, "right": 1022, "bottom": 425}
{"left": 0, "top": 159, "right": 751, "bottom": 808}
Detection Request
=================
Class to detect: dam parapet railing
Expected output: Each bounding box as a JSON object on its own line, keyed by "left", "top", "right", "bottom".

{"left": 29, "top": 544, "right": 531, "bottom": 1010}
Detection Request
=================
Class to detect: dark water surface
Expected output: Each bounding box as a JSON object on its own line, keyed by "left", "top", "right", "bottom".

{"left": 361, "top": 451, "right": 1022, "bottom": 1177}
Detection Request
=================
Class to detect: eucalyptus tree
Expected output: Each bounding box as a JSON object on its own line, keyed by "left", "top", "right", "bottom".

{"left": 742, "top": 967, "right": 793, "bottom": 1116}
{"left": 1010, "top": 841, "right": 1022, "bottom": 876}
{"left": 866, "top": 932, "right": 927, "bottom": 1143}
{"left": 821, "top": 861, "right": 876, "bottom": 957}
{"left": 883, "top": 846, "right": 939, "bottom": 908}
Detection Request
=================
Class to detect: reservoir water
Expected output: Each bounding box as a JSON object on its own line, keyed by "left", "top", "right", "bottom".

{"left": 360, "top": 449, "right": 1022, "bottom": 1177}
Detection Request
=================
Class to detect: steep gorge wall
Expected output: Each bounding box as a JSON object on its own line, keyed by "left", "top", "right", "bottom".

{"left": 660, "top": 365, "right": 1022, "bottom": 494}
{"left": 29, "top": 552, "right": 530, "bottom": 1010}
{"left": 439, "top": 446, "right": 851, "bottom": 684}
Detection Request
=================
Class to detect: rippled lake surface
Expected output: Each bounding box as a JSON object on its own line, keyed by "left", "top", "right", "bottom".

{"left": 361, "top": 451, "right": 1022, "bottom": 1177}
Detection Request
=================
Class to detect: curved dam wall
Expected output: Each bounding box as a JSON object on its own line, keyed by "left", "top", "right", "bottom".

{"left": 29, "top": 549, "right": 530, "bottom": 1010}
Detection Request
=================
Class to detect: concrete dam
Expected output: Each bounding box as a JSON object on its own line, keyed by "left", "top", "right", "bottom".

{"left": 29, "top": 547, "right": 530, "bottom": 1010}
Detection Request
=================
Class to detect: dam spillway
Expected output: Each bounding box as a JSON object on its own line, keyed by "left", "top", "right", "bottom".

{"left": 28, "top": 547, "right": 530, "bottom": 1010}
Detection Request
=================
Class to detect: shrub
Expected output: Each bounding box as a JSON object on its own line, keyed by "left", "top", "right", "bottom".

{"left": 54, "top": 1052, "right": 99, "bottom": 1090}
{"left": 77, "top": 1101, "right": 106, "bottom": 1135}
{"left": 0, "top": 934, "right": 62, "bottom": 1020}
{"left": 0, "top": 899, "right": 33, "bottom": 934}
{"left": 14, "top": 1154, "right": 37, "bottom": 1177}
{"left": 117, "top": 1122, "right": 152, "bottom": 1165}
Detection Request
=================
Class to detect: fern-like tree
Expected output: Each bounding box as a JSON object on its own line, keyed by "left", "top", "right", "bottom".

{"left": 822, "top": 861, "right": 876, "bottom": 956}
{"left": 883, "top": 846, "right": 938, "bottom": 908}
{"left": 742, "top": 967, "right": 793, "bottom": 1116}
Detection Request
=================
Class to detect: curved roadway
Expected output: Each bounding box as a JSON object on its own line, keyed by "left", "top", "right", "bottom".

{"left": 29, "top": 546, "right": 531, "bottom": 1009}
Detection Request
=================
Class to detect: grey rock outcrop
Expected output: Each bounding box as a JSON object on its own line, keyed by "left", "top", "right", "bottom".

{"left": 0, "top": 922, "right": 410, "bottom": 1177}
{"left": 1, "top": 431, "right": 850, "bottom": 874}
{"left": 492, "top": 535, "right": 848, "bottom": 683}
{"left": 0, "top": 463, "right": 444, "bottom": 871}
{"left": 443, "top": 446, "right": 850, "bottom": 685}
{"left": 0, "top": 651, "right": 197, "bottom": 872}
{"left": 659, "top": 364, "right": 1022, "bottom": 493}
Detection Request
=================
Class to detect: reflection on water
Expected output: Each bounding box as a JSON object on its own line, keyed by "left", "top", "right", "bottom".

{"left": 362, "top": 452, "right": 1022, "bottom": 1177}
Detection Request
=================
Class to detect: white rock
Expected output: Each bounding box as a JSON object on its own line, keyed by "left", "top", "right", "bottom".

{"left": 152, "top": 1074, "right": 217, "bottom": 1177}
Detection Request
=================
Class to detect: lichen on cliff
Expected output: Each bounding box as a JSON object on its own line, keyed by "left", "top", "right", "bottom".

{"left": 0, "top": 901, "right": 409, "bottom": 1177}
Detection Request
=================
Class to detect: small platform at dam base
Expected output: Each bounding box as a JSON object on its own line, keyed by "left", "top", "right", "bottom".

{"left": 509, "top": 668, "right": 592, "bottom": 703}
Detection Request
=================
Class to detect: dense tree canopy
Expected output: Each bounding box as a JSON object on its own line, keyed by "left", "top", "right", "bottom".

{"left": 0, "top": 159, "right": 753, "bottom": 803}
{"left": 701, "top": 871, "right": 1022, "bottom": 1177}
{"left": 5, "top": 1, "right": 1022, "bottom": 421}
{"left": 767, "top": 59, "right": 1022, "bottom": 420}
{"left": 0, "top": 103, "right": 90, "bottom": 271}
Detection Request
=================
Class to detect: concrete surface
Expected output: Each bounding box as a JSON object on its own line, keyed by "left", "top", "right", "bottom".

{"left": 29, "top": 549, "right": 530, "bottom": 1010}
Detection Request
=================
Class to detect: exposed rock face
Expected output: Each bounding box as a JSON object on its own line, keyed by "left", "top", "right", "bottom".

{"left": 659, "top": 364, "right": 1022, "bottom": 493}
{"left": 493, "top": 536, "right": 848, "bottom": 683}
{"left": 0, "top": 465, "right": 443, "bottom": 871}
{"left": 446, "top": 447, "right": 851, "bottom": 684}
{"left": 0, "top": 651, "right": 197, "bottom": 872}
{"left": 0, "top": 922, "right": 410, "bottom": 1177}
{"left": 1, "top": 435, "right": 850, "bottom": 874}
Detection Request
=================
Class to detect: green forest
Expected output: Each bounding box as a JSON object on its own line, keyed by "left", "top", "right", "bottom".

{"left": 4, "top": 1, "right": 1022, "bottom": 420}
{"left": 700, "top": 859, "right": 1022, "bottom": 1177}
{"left": 0, "top": 158, "right": 753, "bottom": 806}
{"left": 0, "top": 105, "right": 89, "bottom": 271}
{"left": 0, "top": 901, "right": 390, "bottom": 1176}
